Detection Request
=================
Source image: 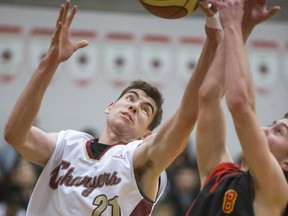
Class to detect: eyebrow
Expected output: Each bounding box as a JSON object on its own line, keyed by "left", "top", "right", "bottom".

{"left": 273, "top": 121, "right": 288, "bottom": 133}
{"left": 127, "top": 90, "right": 155, "bottom": 114}
{"left": 280, "top": 123, "right": 288, "bottom": 133}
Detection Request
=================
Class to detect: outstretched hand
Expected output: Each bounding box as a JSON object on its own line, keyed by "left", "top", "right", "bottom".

{"left": 49, "top": 0, "right": 89, "bottom": 64}
{"left": 242, "top": 0, "right": 281, "bottom": 42}
{"left": 243, "top": 0, "right": 281, "bottom": 27}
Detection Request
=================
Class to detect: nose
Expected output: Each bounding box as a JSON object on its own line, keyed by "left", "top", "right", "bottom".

{"left": 129, "top": 105, "right": 137, "bottom": 114}
{"left": 262, "top": 127, "right": 269, "bottom": 136}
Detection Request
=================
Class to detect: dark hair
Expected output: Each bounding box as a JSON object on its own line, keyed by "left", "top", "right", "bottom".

{"left": 117, "top": 80, "right": 164, "bottom": 131}
{"left": 284, "top": 113, "right": 288, "bottom": 119}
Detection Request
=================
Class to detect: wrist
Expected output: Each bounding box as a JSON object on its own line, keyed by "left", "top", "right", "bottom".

{"left": 206, "top": 12, "right": 222, "bottom": 30}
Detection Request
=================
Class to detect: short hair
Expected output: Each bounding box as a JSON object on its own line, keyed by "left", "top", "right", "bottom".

{"left": 284, "top": 113, "right": 288, "bottom": 119}
{"left": 117, "top": 80, "right": 164, "bottom": 131}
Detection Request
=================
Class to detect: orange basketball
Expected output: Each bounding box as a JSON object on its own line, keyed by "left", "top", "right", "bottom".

{"left": 139, "top": 0, "right": 199, "bottom": 19}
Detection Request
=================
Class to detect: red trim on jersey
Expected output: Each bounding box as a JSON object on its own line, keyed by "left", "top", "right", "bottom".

{"left": 130, "top": 199, "right": 153, "bottom": 216}
{"left": 203, "top": 162, "right": 242, "bottom": 193}
{"left": 85, "top": 140, "right": 94, "bottom": 159}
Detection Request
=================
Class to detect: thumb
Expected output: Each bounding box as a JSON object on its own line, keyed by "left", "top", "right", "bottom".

{"left": 75, "top": 40, "right": 89, "bottom": 50}
{"left": 266, "top": 6, "right": 281, "bottom": 19}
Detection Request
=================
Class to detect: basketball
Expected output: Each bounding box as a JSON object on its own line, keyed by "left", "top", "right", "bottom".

{"left": 139, "top": 0, "right": 199, "bottom": 19}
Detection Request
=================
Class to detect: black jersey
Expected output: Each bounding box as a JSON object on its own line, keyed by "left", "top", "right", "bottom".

{"left": 186, "top": 162, "right": 254, "bottom": 216}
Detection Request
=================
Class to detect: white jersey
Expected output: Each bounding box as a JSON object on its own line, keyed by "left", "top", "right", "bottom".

{"left": 26, "top": 130, "right": 167, "bottom": 216}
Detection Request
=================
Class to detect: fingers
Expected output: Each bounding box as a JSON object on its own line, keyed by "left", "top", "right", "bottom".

{"left": 58, "top": 0, "right": 77, "bottom": 28}
{"left": 207, "top": 0, "right": 224, "bottom": 9}
{"left": 66, "top": 5, "right": 78, "bottom": 28}
{"left": 62, "top": 0, "right": 70, "bottom": 24}
{"left": 198, "top": 1, "right": 211, "bottom": 14}
{"left": 51, "top": 22, "right": 63, "bottom": 46}
{"left": 55, "top": 4, "right": 65, "bottom": 28}
{"left": 198, "top": 1, "right": 218, "bottom": 16}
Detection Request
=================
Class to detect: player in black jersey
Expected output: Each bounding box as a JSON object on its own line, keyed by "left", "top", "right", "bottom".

{"left": 186, "top": 0, "right": 288, "bottom": 215}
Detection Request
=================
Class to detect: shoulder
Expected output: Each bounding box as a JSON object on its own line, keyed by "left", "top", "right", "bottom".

{"left": 53, "top": 130, "right": 94, "bottom": 158}
{"left": 57, "top": 129, "right": 94, "bottom": 143}
{"left": 203, "top": 162, "right": 242, "bottom": 187}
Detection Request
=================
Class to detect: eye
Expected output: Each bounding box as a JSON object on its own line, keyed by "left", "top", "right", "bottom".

{"left": 126, "top": 95, "right": 135, "bottom": 102}
{"left": 143, "top": 107, "right": 149, "bottom": 115}
{"left": 273, "top": 126, "right": 283, "bottom": 135}
{"left": 143, "top": 106, "right": 152, "bottom": 117}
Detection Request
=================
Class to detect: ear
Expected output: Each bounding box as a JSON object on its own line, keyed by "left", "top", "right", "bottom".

{"left": 141, "top": 130, "right": 152, "bottom": 140}
{"left": 104, "top": 102, "right": 114, "bottom": 114}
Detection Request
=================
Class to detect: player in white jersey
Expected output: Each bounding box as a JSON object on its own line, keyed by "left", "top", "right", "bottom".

{"left": 27, "top": 130, "right": 167, "bottom": 215}
{"left": 4, "top": 0, "right": 222, "bottom": 215}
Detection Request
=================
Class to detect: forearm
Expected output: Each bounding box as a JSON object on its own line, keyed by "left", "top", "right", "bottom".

{"left": 179, "top": 36, "right": 220, "bottom": 122}
{"left": 4, "top": 53, "right": 60, "bottom": 146}
{"left": 224, "top": 26, "right": 255, "bottom": 111}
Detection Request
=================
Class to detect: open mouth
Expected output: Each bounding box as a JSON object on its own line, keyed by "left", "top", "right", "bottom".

{"left": 122, "top": 112, "right": 133, "bottom": 122}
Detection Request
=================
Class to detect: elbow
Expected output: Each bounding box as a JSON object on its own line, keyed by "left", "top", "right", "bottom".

{"left": 4, "top": 122, "right": 20, "bottom": 147}
{"left": 4, "top": 123, "right": 14, "bottom": 145}
{"left": 226, "top": 91, "right": 251, "bottom": 116}
{"left": 198, "top": 79, "right": 223, "bottom": 106}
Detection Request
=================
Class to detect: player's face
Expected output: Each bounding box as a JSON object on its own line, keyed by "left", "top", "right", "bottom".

{"left": 105, "top": 89, "right": 157, "bottom": 142}
{"left": 262, "top": 118, "right": 288, "bottom": 163}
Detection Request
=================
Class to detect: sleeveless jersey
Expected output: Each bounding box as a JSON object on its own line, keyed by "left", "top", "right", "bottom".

{"left": 26, "top": 130, "right": 167, "bottom": 216}
{"left": 186, "top": 162, "right": 254, "bottom": 216}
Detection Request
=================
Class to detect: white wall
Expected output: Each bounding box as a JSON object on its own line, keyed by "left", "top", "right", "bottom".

{"left": 0, "top": 5, "right": 287, "bottom": 159}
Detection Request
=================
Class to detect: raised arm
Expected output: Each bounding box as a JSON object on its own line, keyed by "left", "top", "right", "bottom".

{"left": 212, "top": 0, "right": 287, "bottom": 210}
{"left": 196, "top": 0, "right": 282, "bottom": 186}
{"left": 4, "top": 0, "right": 89, "bottom": 166}
{"left": 242, "top": 0, "right": 281, "bottom": 43}
{"left": 134, "top": 2, "right": 222, "bottom": 191}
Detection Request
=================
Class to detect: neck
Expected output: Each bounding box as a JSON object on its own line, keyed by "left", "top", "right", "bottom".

{"left": 98, "top": 126, "right": 135, "bottom": 145}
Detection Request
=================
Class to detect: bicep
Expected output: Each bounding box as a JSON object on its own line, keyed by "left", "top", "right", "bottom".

{"left": 17, "top": 126, "right": 58, "bottom": 166}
